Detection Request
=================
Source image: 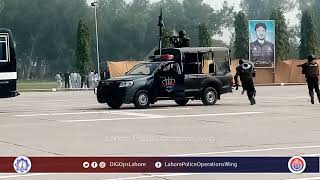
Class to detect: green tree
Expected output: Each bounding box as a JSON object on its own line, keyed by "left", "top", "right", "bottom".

{"left": 241, "top": 0, "right": 296, "bottom": 19}
{"left": 270, "top": 9, "right": 289, "bottom": 60}
{"left": 299, "top": 9, "right": 319, "bottom": 59}
{"left": 234, "top": 11, "right": 249, "bottom": 59}
{"left": 76, "top": 19, "right": 92, "bottom": 75}
{"left": 198, "top": 23, "right": 212, "bottom": 47}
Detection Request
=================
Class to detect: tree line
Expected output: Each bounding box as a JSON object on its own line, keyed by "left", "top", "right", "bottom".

{"left": 0, "top": 0, "right": 234, "bottom": 79}
{"left": 234, "top": 0, "right": 320, "bottom": 61}
{"left": 0, "top": 0, "right": 317, "bottom": 79}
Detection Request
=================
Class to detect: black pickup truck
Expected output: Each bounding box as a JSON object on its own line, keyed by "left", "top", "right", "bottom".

{"left": 97, "top": 47, "right": 233, "bottom": 109}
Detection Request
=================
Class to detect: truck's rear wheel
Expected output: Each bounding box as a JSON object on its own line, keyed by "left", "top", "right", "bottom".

{"left": 175, "top": 98, "right": 189, "bottom": 106}
{"left": 107, "top": 101, "right": 123, "bottom": 109}
{"left": 202, "top": 87, "right": 218, "bottom": 105}
{"left": 134, "top": 90, "right": 150, "bottom": 109}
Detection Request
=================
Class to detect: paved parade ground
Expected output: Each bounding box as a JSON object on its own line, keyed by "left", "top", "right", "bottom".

{"left": 0, "top": 85, "right": 320, "bottom": 180}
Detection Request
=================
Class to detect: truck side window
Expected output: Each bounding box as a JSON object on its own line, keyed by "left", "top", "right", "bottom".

{"left": 159, "top": 63, "right": 181, "bottom": 75}
{"left": 0, "top": 35, "right": 9, "bottom": 62}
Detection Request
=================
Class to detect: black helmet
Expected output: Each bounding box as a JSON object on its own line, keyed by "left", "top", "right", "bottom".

{"left": 179, "top": 30, "right": 186, "bottom": 36}
{"left": 239, "top": 59, "right": 245, "bottom": 64}
{"left": 308, "top": 54, "right": 315, "bottom": 61}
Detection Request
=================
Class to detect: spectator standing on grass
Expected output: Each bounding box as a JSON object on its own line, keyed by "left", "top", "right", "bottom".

{"left": 64, "top": 72, "right": 70, "bottom": 89}
{"left": 93, "top": 71, "right": 99, "bottom": 87}
{"left": 55, "top": 72, "right": 62, "bottom": 90}
{"left": 88, "top": 70, "right": 94, "bottom": 88}
{"left": 77, "top": 73, "right": 81, "bottom": 88}
{"left": 70, "top": 72, "right": 77, "bottom": 89}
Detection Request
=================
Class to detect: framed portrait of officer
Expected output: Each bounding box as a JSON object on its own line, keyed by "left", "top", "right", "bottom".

{"left": 249, "top": 20, "right": 275, "bottom": 68}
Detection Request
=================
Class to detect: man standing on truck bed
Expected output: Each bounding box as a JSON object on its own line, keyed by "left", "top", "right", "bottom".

{"left": 234, "top": 59, "right": 257, "bottom": 105}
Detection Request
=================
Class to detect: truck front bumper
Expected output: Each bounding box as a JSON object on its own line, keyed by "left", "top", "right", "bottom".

{"left": 96, "top": 82, "right": 135, "bottom": 104}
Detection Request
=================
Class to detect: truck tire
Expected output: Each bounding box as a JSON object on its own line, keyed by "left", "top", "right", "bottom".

{"left": 134, "top": 90, "right": 150, "bottom": 109}
{"left": 201, "top": 87, "right": 218, "bottom": 105}
{"left": 175, "top": 98, "right": 189, "bottom": 106}
{"left": 107, "top": 101, "right": 123, "bottom": 109}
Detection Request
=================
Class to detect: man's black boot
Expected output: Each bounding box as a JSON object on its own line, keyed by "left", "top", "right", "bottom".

{"left": 311, "top": 96, "right": 315, "bottom": 104}
{"left": 250, "top": 97, "right": 256, "bottom": 105}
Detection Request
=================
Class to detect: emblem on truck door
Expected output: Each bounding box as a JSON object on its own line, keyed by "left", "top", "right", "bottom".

{"left": 161, "top": 77, "right": 176, "bottom": 93}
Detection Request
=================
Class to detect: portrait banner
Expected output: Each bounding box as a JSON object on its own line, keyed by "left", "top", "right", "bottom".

{"left": 249, "top": 20, "right": 275, "bottom": 68}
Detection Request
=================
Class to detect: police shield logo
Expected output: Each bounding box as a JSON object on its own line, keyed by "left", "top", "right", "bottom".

{"left": 13, "top": 156, "right": 32, "bottom": 174}
{"left": 161, "top": 77, "right": 176, "bottom": 93}
{"left": 288, "top": 156, "right": 306, "bottom": 174}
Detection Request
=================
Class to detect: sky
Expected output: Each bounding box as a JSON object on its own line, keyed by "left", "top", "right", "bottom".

{"left": 89, "top": 0, "right": 300, "bottom": 43}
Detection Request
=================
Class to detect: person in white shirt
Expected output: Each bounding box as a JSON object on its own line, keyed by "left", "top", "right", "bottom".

{"left": 55, "top": 72, "right": 62, "bottom": 89}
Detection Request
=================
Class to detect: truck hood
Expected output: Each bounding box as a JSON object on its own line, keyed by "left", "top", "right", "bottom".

{"left": 109, "top": 75, "right": 148, "bottom": 81}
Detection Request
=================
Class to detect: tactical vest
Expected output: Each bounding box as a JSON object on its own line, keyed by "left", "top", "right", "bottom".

{"left": 305, "top": 62, "right": 319, "bottom": 78}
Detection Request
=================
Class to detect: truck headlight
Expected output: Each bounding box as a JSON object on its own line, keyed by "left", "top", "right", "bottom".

{"left": 119, "top": 81, "right": 134, "bottom": 88}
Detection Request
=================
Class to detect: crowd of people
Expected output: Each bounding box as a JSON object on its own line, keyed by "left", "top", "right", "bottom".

{"left": 55, "top": 71, "right": 102, "bottom": 89}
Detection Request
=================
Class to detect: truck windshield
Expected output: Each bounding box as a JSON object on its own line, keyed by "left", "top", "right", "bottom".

{"left": 126, "top": 63, "right": 160, "bottom": 75}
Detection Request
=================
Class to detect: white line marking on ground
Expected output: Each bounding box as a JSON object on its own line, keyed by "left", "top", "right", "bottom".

{"left": 225, "top": 96, "right": 307, "bottom": 99}
{"left": 14, "top": 111, "right": 112, "bottom": 117}
{"left": 13, "top": 107, "right": 193, "bottom": 117}
{"left": 0, "top": 174, "right": 50, "bottom": 179}
{"left": 59, "top": 112, "right": 263, "bottom": 123}
{"left": 171, "top": 145, "right": 320, "bottom": 156}
{"left": 286, "top": 177, "right": 320, "bottom": 180}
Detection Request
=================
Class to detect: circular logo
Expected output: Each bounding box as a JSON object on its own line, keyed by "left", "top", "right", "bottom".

{"left": 99, "top": 162, "right": 106, "bottom": 169}
{"left": 288, "top": 156, "right": 306, "bottom": 174}
{"left": 83, "top": 162, "right": 90, "bottom": 169}
{"left": 13, "top": 156, "right": 32, "bottom": 174}
{"left": 155, "top": 162, "right": 162, "bottom": 169}
{"left": 91, "top": 162, "right": 98, "bottom": 169}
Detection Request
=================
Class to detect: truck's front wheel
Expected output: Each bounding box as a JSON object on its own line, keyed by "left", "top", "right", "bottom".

{"left": 202, "top": 87, "right": 218, "bottom": 105}
{"left": 134, "top": 90, "right": 150, "bottom": 109}
{"left": 107, "top": 101, "right": 123, "bottom": 109}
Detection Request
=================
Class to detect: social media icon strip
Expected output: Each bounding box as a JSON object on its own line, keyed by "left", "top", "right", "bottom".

{"left": 288, "top": 156, "right": 306, "bottom": 174}
{"left": 13, "top": 156, "right": 32, "bottom": 174}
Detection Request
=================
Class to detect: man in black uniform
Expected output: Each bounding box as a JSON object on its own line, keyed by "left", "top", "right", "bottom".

{"left": 171, "top": 30, "right": 191, "bottom": 48}
{"left": 297, "top": 54, "right": 320, "bottom": 104}
{"left": 64, "top": 72, "right": 70, "bottom": 89}
{"left": 234, "top": 59, "right": 257, "bottom": 105}
{"left": 250, "top": 22, "right": 275, "bottom": 66}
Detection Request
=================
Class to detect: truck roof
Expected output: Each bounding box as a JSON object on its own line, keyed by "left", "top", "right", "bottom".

{"left": 161, "top": 47, "right": 229, "bottom": 53}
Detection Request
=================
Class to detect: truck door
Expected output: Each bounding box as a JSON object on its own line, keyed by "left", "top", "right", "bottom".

{"left": 154, "top": 62, "right": 185, "bottom": 98}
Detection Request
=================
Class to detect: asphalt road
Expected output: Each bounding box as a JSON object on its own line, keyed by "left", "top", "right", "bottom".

{"left": 0, "top": 85, "right": 320, "bottom": 180}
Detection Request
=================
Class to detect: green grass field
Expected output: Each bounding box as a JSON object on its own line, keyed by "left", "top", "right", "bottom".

{"left": 17, "top": 80, "right": 59, "bottom": 90}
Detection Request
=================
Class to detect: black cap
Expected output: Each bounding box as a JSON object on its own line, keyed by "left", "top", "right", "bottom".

{"left": 255, "top": 22, "right": 267, "bottom": 31}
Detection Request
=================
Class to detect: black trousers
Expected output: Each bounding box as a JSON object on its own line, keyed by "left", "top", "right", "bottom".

{"left": 306, "top": 77, "right": 320, "bottom": 97}
{"left": 241, "top": 78, "right": 256, "bottom": 100}
{"left": 65, "top": 79, "right": 69, "bottom": 88}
